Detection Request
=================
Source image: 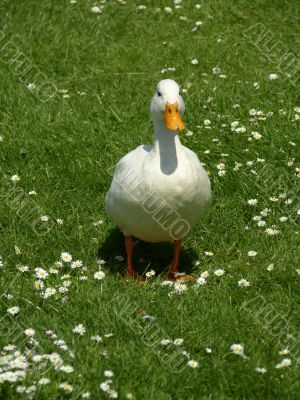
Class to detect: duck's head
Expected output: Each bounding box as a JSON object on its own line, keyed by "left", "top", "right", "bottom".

{"left": 150, "top": 79, "right": 185, "bottom": 132}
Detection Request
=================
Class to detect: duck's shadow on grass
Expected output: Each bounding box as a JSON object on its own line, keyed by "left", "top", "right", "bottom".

{"left": 98, "top": 228, "right": 197, "bottom": 277}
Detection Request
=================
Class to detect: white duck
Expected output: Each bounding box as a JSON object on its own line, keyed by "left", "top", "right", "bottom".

{"left": 105, "top": 79, "right": 211, "bottom": 279}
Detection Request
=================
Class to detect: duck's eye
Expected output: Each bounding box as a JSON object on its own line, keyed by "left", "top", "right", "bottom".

{"left": 157, "top": 91, "right": 162, "bottom": 97}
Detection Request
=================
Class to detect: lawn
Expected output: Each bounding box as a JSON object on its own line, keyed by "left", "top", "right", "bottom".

{"left": 0, "top": 0, "right": 300, "bottom": 399}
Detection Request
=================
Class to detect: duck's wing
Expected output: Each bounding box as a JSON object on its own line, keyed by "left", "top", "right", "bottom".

{"left": 182, "top": 146, "right": 204, "bottom": 169}
{"left": 113, "top": 144, "right": 152, "bottom": 179}
{"left": 183, "top": 146, "right": 211, "bottom": 195}
{"left": 105, "top": 144, "right": 152, "bottom": 222}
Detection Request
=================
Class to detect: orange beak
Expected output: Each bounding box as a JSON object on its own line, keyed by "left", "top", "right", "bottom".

{"left": 164, "top": 101, "right": 185, "bottom": 132}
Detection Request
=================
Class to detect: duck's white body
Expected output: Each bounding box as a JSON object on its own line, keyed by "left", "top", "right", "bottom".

{"left": 105, "top": 79, "right": 211, "bottom": 243}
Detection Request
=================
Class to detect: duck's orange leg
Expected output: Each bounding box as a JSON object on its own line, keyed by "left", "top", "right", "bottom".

{"left": 124, "top": 235, "right": 138, "bottom": 278}
{"left": 167, "top": 240, "right": 195, "bottom": 281}
{"left": 167, "top": 239, "right": 182, "bottom": 280}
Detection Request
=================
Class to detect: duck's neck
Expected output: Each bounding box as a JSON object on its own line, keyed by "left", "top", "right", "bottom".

{"left": 153, "top": 121, "right": 182, "bottom": 174}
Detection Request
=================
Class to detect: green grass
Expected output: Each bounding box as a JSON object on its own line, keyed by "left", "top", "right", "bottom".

{"left": 0, "top": 0, "right": 300, "bottom": 399}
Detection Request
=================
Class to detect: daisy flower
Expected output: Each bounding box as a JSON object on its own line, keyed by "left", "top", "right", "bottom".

{"left": 174, "top": 338, "right": 184, "bottom": 346}
{"left": 100, "top": 381, "right": 111, "bottom": 392}
{"left": 14, "top": 245, "right": 21, "bottom": 255}
{"left": 212, "top": 67, "right": 221, "bottom": 75}
{"left": 160, "top": 339, "right": 172, "bottom": 345}
{"left": 247, "top": 199, "right": 258, "bottom": 206}
{"left": 214, "top": 269, "right": 225, "bottom": 277}
{"left": 73, "top": 324, "right": 86, "bottom": 335}
{"left": 91, "top": 335, "right": 103, "bottom": 342}
{"left": 257, "top": 220, "right": 266, "bottom": 227}
{"left": 59, "top": 382, "right": 73, "bottom": 392}
{"left": 61, "top": 252, "right": 72, "bottom": 263}
{"left": 275, "top": 358, "right": 292, "bottom": 368}
{"left": 269, "top": 73, "right": 278, "bottom": 80}
{"left": 16, "top": 386, "right": 26, "bottom": 394}
{"left": 265, "top": 228, "right": 280, "bottom": 236}
{"left": 164, "top": 7, "right": 173, "bottom": 13}
{"left": 38, "top": 378, "right": 50, "bottom": 385}
{"left": 49, "top": 353, "right": 63, "bottom": 365}
{"left": 230, "top": 343, "right": 244, "bottom": 356}
{"left": 279, "top": 349, "right": 290, "bottom": 355}
{"left": 195, "top": 276, "right": 206, "bottom": 286}
{"left": 35, "top": 268, "right": 48, "bottom": 279}
{"left": 161, "top": 280, "right": 173, "bottom": 286}
{"left": 55, "top": 261, "right": 63, "bottom": 268}
{"left": 279, "top": 216, "right": 288, "bottom": 222}
{"left": 24, "top": 328, "right": 35, "bottom": 337}
{"left": 94, "top": 271, "right": 105, "bottom": 280}
{"left": 174, "top": 282, "right": 188, "bottom": 293}
{"left": 60, "top": 365, "right": 74, "bottom": 373}
{"left": 7, "top": 306, "right": 20, "bottom": 315}
{"left": 145, "top": 269, "right": 155, "bottom": 278}
{"left": 238, "top": 279, "right": 250, "bottom": 287}
{"left": 91, "top": 6, "right": 103, "bottom": 14}
{"left": 251, "top": 131, "right": 262, "bottom": 140}
{"left": 10, "top": 175, "right": 21, "bottom": 182}
{"left": 34, "top": 280, "right": 44, "bottom": 290}
{"left": 255, "top": 367, "right": 267, "bottom": 373}
{"left": 71, "top": 260, "right": 83, "bottom": 269}
{"left": 26, "top": 386, "right": 36, "bottom": 394}
{"left": 44, "top": 287, "right": 56, "bottom": 297}
{"left": 17, "top": 265, "right": 29, "bottom": 272}
{"left": 187, "top": 360, "right": 199, "bottom": 368}
{"left": 260, "top": 208, "right": 270, "bottom": 217}
{"left": 267, "top": 263, "right": 274, "bottom": 271}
